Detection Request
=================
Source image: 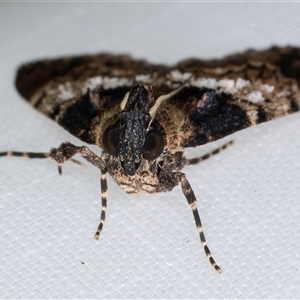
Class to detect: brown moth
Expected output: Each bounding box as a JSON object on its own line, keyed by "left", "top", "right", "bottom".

{"left": 2, "top": 46, "right": 300, "bottom": 273}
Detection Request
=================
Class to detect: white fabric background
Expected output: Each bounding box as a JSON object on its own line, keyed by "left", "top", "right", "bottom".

{"left": 1, "top": 2, "right": 300, "bottom": 299}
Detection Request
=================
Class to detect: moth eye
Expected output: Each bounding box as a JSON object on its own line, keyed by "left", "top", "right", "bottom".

{"left": 143, "top": 130, "right": 164, "bottom": 160}
{"left": 102, "top": 124, "right": 119, "bottom": 157}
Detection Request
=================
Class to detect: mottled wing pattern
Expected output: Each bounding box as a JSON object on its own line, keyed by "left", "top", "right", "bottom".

{"left": 15, "top": 46, "right": 300, "bottom": 148}
{"left": 15, "top": 54, "right": 170, "bottom": 144}
{"left": 171, "top": 46, "right": 300, "bottom": 148}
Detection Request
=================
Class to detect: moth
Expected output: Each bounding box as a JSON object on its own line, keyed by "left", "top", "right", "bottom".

{"left": 1, "top": 46, "right": 300, "bottom": 273}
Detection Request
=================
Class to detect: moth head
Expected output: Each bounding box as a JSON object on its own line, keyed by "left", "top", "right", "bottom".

{"left": 102, "top": 81, "right": 188, "bottom": 176}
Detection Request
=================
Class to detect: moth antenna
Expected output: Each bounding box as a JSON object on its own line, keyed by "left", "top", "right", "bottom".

{"left": 148, "top": 77, "right": 191, "bottom": 128}
{"left": 120, "top": 91, "right": 130, "bottom": 111}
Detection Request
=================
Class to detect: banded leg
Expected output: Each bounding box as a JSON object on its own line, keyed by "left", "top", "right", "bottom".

{"left": 186, "top": 140, "right": 233, "bottom": 166}
{"left": 94, "top": 167, "right": 108, "bottom": 239}
{"left": 2, "top": 142, "right": 109, "bottom": 239}
{"left": 181, "top": 174, "right": 222, "bottom": 273}
{"left": 0, "top": 150, "right": 84, "bottom": 175}
{"left": 0, "top": 150, "right": 50, "bottom": 159}
{"left": 49, "top": 142, "right": 109, "bottom": 238}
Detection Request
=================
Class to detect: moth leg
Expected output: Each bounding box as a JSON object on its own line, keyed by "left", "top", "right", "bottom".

{"left": 186, "top": 140, "right": 234, "bottom": 166}
{"left": 0, "top": 150, "right": 84, "bottom": 168}
{"left": 49, "top": 141, "right": 105, "bottom": 169}
{"left": 0, "top": 150, "right": 50, "bottom": 159}
{"left": 69, "top": 158, "right": 86, "bottom": 166}
{"left": 160, "top": 172, "right": 222, "bottom": 273}
{"left": 49, "top": 142, "right": 110, "bottom": 238}
{"left": 94, "top": 168, "right": 108, "bottom": 239}
{"left": 180, "top": 174, "right": 222, "bottom": 273}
